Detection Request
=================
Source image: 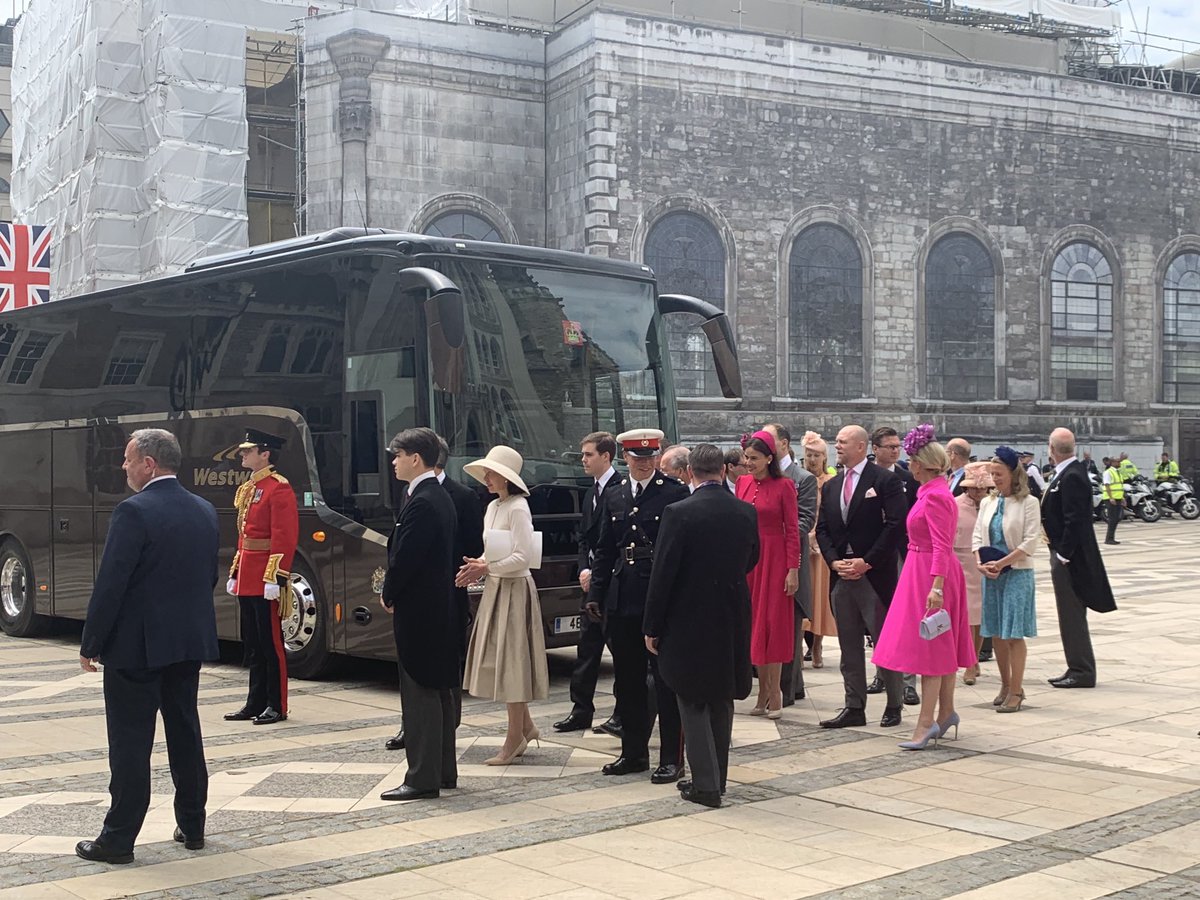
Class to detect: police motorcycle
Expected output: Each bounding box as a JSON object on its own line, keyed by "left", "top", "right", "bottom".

{"left": 1088, "top": 471, "right": 1107, "bottom": 521}
{"left": 1123, "top": 474, "right": 1162, "bottom": 523}
{"left": 1154, "top": 476, "right": 1200, "bottom": 520}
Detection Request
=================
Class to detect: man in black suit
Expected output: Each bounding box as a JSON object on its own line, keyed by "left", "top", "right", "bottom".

{"left": 76, "top": 429, "right": 219, "bottom": 864}
{"left": 1043, "top": 427, "right": 1116, "bottom": 689}
{"left": 815, "top": 425, "right": 907, "bottom": 728}
{"left": 947, "top": 438, "right": 972, "bottom": 496}
{"left": 385, "top": 436, "right": 484, "bottom": 752}
{"left": 644, "top": 445, "right": 759, "bottom": 809}
{"left": 555, "top": 431, "right": 623, "bottom": 734}
{"left": 379, "top": 427, "right": 460, "bottom": 801}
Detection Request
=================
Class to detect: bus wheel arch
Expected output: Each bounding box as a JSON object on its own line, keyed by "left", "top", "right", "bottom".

{"left": 281, "top": 554, "right": 337, "bottom": 680}
{"left": 0, "top": 537, "right": 48, "bottom": 637}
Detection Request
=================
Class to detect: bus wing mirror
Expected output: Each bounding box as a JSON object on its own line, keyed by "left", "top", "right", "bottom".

{"left": 656, "top": 293, "right": 742, "bottom": 398}
{"left": 398, "top": 267, "right": 465, "bottom": 349}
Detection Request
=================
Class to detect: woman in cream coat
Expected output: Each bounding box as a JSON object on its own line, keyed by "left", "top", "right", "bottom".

{"left": 456, "top": 446, "right": 549, "bottom": 765}
{"left": 971, "top": 447, "right": 1041, "bottom": 714}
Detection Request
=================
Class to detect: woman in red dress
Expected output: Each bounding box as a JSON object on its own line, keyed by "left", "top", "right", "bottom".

{"left": 736, "top": 430, "right": 800, "bottom": 719}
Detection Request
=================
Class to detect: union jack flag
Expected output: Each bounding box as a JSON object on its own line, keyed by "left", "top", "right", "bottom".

{"left": 0, "top": 224, "right": 52, "bottom": 313}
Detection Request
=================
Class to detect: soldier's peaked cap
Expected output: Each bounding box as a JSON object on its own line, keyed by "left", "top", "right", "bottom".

{"left": 617, "top": 428, "right": 665, "bottom": 457}
{"left": 238, "top": 429, "right": 286, "bottom": 451}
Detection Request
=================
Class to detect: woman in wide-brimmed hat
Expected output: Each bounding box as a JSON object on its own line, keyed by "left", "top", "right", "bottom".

{"left": 456, "top": 446, "right": 549, "bottom": 765}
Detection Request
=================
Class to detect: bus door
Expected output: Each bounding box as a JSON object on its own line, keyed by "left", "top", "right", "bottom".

{"left": 51, "top": 427, "right": 96, "bottom": 618}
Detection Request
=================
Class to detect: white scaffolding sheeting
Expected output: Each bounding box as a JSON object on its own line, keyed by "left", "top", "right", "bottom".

{"left": 950, "top": 0, "right": 1119, "bottom": 30}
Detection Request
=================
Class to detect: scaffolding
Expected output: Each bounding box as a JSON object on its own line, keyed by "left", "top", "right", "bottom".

{"left": 809, "top": 0, "right": 1117, "bottom": 39}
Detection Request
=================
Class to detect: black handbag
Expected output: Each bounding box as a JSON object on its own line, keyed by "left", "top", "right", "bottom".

{"left": 978, "top": 545, "right": 1011, "bottom": 573}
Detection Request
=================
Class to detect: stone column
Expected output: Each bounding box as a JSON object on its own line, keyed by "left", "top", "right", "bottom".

{"left": 325, "top": 30, "right": 391, "bottom": 229}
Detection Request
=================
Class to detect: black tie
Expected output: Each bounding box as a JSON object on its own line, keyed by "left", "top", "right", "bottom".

{"left": 593, "top": 480, "right": 601, "bottom": 508}
{"left": 633, "top": 481, "right": 641, "bottom": 499}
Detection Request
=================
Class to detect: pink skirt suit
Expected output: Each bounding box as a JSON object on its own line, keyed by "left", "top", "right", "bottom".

{"left": 736, "top": 474, "right": 801, "bottom": 666}
{"left": 872, "top": 478, "right": 977, "bottom": 676}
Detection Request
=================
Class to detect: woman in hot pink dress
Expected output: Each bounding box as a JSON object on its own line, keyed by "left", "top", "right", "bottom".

{"left": 872, "top": 425, "right": 976, "bottom": 750}
{"left": 736, "top": 430, "right": 800, "bottom": 719}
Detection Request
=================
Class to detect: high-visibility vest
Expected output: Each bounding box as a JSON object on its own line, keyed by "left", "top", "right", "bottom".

{"left": 1103, "top": 466, "right": 1125, "bottom": 501}
{"left": 1118, "top": 459, "right": 1139, "bottom": 480}
{"left": 1155, "top": 460, "right": 1180, "bottom": 482}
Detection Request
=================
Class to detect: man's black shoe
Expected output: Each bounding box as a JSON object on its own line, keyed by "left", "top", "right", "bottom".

{"left": 678, "top": 778, "right": 726, "bottom": 795}
{"left": 903, "top": 686, "right": 920, "bottom": 706}
{"left": 1050, "top": 677, "right": 1095, "bottom": 689}
{"left": 173, "top": 826, "right": 204, "bottom": 850}
{"left": 380, "top": 784, "right": 439, "bottom": 801}
{"left": 819, "top": 708, "right": 867, "bottom": 728}
{"left": 595, "top": 716, "right": 623, "bottom": 738}
{"left": 978, "top": 649, "right": 993, "bottom": 662}
{"left": 680, "top": 785, "right": 722, "bottom": 808}
{"left": 1105, "top": 540, "right": 1120, "bottom": 545}
{"left": 252, "top": 707, "right": 286, "bottom": 725}
{"left": 650, "top": 763, "right": 683, "bottom": 784}
{"left": 75, "top": 839, "right": 134, "bottom": 865}
{"left": 601, "top": 756, "right": 649, "bottom": 776}
{"left": 1048, "top": 673, "right": 1071, "bottom": 685}
{"left": 553, "top": 713, "right": 593, "bottom": 733}
{"left": 223, "top": 708, "right": 257, "bottom": 722}
{"left": 866, "top": 676, "right": 884, "bottom": 695}
{"left": 880, "top": 706, "right": 903, "bottom": 728}
{"left": 385, "top": 730, "right": 405, "bottom": 751}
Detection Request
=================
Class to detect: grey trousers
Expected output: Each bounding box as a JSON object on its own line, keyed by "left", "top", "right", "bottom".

{"left": 677, "top": 697, "right": 734, "bottom": 795}
{"left": 399, "top": 664, "right": 458, "bottom": 791}
{"left": 833, "top": 577, "right": 902, "bottom": 710}
{"left": 780, "top": 599, "right": 807, "bottom": 703}
{"left": 1049, "top": 555, "right": 1097, "bottom": 683}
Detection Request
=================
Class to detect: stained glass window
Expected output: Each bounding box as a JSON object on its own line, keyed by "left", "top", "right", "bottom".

{"left": 1050, "top": 242, "right": 1114, "bottom": 402}
{"left": 788, "top": 224, "right": 863, "bottom": 399}
{"left": 1164, "top": 252, "right": 1200, "bottom": 403}
{"left": 925, "top": 234, "right": 996, "bottom": 400}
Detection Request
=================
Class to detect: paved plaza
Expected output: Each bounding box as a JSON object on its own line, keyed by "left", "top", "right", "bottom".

{"left": 0, "top": 518, "right": 1198, "bottom": 899}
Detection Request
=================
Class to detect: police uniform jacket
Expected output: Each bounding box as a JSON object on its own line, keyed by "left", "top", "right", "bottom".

{"left": 230, "top": 466, "right": 299, "bottom": 595}
{"left": 588, "top": 473, "right": 690, "bottom": 618}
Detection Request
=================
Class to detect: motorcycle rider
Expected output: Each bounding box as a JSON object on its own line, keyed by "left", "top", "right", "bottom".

{"left": 1155, "top": 452, "right": 1181, "bottom": 483}
{"left": 1101, "top": 457, "right": 1124, "bottom": 546}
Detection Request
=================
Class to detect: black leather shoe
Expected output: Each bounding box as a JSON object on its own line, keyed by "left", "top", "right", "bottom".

{"left": 385, "top": 730, "right": 405, "bottom": 751}
{"left": 903, "top": 686, "right": 920, "bottom": 706}
{"left": 651, "top": 763, "right": 684, "bottom": 784}
{"left": 602, "top": 756, "right": 649, "bottom": 776}
{"left": 680, "top": 785, "right": 722, "bottom": 809}
{"left": 820, "top": 708, "right": 867, "bottom": 728}
{"left": 594, "top": 716, "right": 623, "bottom": 738}
{"left": 1048, "top": 673, "right": 1071, "bottom": 685}
{"left": 173, "top": 826, "right": 204, "bottom": 850}
{"left": 223, "top": 708, "right": 257, "bottom": 721}
{"left": 1050, "top": 677, "right": 1095, "bottom": 689}
{"left": 1104, "top": 540, "right": 1120, "bottom": 545}
{"left": 865, "top": 676, "right": 884, "bottom": 695}
{"left": 252, "top": 707, "right": 287, "bottom": 726}
{"left": 678, "top": 778, "right": 726, "bottom": 796}
{"left": 880, "top": 706, "right": 903, "bottom": 727}
{"left": 978, "top": 649, "right": 993, "bottom": 662}
{"left": 380, "top": 784, "right": 440, "bottom": 801}
{"left": 75, "top": 839, "right": 134, "bottom": 864}
{"left": 553, "top": 713, "right": 593, "bottom": 732}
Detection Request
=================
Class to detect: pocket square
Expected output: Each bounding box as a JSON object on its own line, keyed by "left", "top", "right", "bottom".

{"left": 864, "top": 487, "right": 877, "bottom": 499}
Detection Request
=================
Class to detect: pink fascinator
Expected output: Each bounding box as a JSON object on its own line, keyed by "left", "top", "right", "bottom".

{"left": 902, "top": 423, "right": 936, "bottom": 456}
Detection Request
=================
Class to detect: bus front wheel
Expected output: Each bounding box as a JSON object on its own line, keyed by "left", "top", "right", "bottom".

{"left": 0, "top": 539, "right": 48, "bottom": 638}
{"left": 281, "top": 559, "right": 336, "bottom": 680}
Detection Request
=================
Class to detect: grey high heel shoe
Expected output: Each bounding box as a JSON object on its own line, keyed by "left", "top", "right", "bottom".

{"left": 996, "top": 691, "right": 1025, "bottom": 714}
{"left": 992, "top": 686, "right": 1009, "bottom": 707}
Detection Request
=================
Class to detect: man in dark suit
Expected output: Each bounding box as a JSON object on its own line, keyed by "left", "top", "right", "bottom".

{"left": 76, "top": 428, "right": 219, "bottom": 864}
{"left": 644, "top": 445, "right": 759, "bottom": 809}
{"left": 378, "top": 427, "right": 460, "bottom": 801}
{"left": 815, "top": 425, "right": 907, "bottom": 729}
{"left": 947, "top": 438, "right": 972, "bottom": 496}
{"left": 555, "top": 431, "right": 623, "bottom": 734}
{"left": 385, "top": 437, "right": 484, "bottom": 752}
{"left": 1042, "top": 427, "right": 1116, "bottom": 689}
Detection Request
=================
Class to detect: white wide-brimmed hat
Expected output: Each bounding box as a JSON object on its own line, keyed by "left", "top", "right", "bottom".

{"left": 464, "top": 445, "right": 529, "bottom": 495}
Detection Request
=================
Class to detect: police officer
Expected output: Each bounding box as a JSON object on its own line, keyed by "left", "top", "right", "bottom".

{"left": 1101, "top": 456, "right": 1124, "bottom": 546}
{"left": 1155, "top": 452, "right": 1181, "bottom": 483}
{"left": 224, "top": 429, "right": 300, "bottom": 726}
{"left": 588, "top": 429, "right": 690, "bottom": 782}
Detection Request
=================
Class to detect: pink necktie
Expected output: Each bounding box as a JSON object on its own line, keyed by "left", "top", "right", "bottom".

{"left": 843, "top": 469, "right": 855, "bottom": 505}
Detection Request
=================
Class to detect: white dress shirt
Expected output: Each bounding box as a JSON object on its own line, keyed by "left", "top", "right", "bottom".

{"left": 407, "top": 469, "right": 437, "bottom": 496}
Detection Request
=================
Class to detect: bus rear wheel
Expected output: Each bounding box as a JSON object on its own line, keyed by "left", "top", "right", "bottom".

{"left": 0, "top": 539, "right": 48, "bottom": 638}
{"left": 281, "top": 559, "right": 336, "bottom": 680}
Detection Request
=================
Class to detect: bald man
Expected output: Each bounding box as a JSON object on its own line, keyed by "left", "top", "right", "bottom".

{"left": 946, "top": 439, "right": 972, "bottom": 496}
{"left": 1042, "top": 427, "right": 1116, "bottom": 689}
{"left": 661, "top": 446, "right": 692, "bottom": 489}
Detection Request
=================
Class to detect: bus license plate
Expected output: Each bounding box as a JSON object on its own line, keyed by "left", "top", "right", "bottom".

{"left": 554, "top": 615, "right": 581, "bottom": 635}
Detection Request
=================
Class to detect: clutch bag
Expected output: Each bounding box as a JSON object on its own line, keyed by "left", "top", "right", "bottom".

{"left": 919, "top": 608, "right": 951, "bottom": 641}
{"left": 977, "top": 545, "right": 1011, "bottom": 573}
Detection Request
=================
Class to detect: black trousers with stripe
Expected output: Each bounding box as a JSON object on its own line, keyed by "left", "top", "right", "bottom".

{"left": 606, "top": 614, "right": 684, "bottom": 768}
{"left": 239, "top": 595, "right": 288, "bottom": 715}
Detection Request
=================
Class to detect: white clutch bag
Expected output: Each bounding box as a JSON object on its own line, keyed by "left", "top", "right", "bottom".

{"left": 483, "top": 530, "right": 543, "bottom": 571}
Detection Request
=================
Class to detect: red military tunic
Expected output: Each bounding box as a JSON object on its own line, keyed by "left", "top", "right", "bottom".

{"left": 230, "top": 467, "right": 299, "bottom": 595}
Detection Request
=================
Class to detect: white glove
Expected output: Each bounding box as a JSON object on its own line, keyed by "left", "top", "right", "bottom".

{"left": 264, "top": 583, "right": 281, "bottom": 601}
{"left": 226, "top": 578, "right": 237, "bottom": 596}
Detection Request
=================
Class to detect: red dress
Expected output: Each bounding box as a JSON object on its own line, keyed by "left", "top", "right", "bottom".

{"left": 736, "top": 474, "right": 801, "bottom": 665}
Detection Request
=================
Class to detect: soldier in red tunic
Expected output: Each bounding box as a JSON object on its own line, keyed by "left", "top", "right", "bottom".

{"left": 223, "top": 429, "right": 299, "bottom": 726}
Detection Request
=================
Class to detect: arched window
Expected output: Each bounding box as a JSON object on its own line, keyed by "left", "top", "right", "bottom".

{"left": 925, "top": 233, "right": 996, "bottom": 400}
{"left": 1164, "top": 251, "right": 1200, "bottom": 403}
{"left": 1050, "top": 242, "right": 1114, "bottom": 402}
{"left": 643, "top": 211, "right": 726, "bottom": 398}
{"left": 425, "top": 210, "right": 502, "bottom": 243}
{"left": 788, "top": 224, "right": 863, "bottom": 399}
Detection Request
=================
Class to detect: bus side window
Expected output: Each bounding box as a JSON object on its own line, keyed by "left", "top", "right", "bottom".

{"left": 349, "top": 396, "right": 381, "bottom": 496}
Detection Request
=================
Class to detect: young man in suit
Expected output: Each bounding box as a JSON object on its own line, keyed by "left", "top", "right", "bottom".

{"left": 1043, "top": 427, "right": 1116, "bottom": 689}
{"left": 815, "top": 425, "right": 908, "bottom": 728}
{"left": 644, "top": 444, "right": 759, "bottom": 809}
{"left": 555, "top": 431, "right": 623, "bottom": 735}
{"left": 378, "top": 427, "right": 460, "bottom": 801}
{"left": 76, "top": 429, "right": 220, "bottom": 864}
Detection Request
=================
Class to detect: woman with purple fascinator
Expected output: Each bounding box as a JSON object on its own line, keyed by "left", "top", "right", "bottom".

{"left": 871, "top": 424, "right": 978, "bottom": 750}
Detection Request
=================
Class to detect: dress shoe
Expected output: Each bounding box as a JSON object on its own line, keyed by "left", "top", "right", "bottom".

{"left": 75, "top": 839, "right": 134, "bottom": 864}
{"left": 1105, "top": 540, "right": 1120, "bottom": 545}
{"left": 485, "top": 737, "right": 528, "bottom": 766}
{"left": 819, "top": 708, "right": 866, "bottom": 728}
{"left": 1047, "top": 673, "right": 1071, "bottom": 685}
{"left": 977, "top": 648, "right": 993, "bottom": 662}
{"left": 173, "top": 826, "right": 204, "bottom": 850}
{"left": 553, "top": 713, "right": 592, "bottom": 732}
{"left": 594, "top": 716, "right": 623, "bottom": 738}
{"left": 252, "top": 707, "right": 287, "bottom": 725}
{"left": 385, "top": 730, "right": 405, "bottom": 751}
{"left": 898, "top": 722, "right": 940, "bottom": 751}
{"left": 903, "top": 686, "right": 920, "bottom": 706}
{"left": 651, "top": 763, "right": 684, "bottom": 784}
{"left": 680, "top": 785, "right": 722, "bottom": 808}
{"left": 223, "top": 707, "right": 257, "bottom": 721}
{"left": 865, "top": 675, "right": 884, "bottom": 695}
{"left": 380, "top": 784, "right": 439, "bottom": 801}
{"left": 602, "top": 756, "right": 649, "bottom": 776}
{"left": 441, "top": 779, "right": 458, "bottom": 789}
{"left": 880, "top": 706, "right": 903, "bottom": 728}
{"left": 1050, "top": 677, "right": 1095, "bottom": 689}
{"left": 677, "top": 778, "right": 726, "bottom": 796}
